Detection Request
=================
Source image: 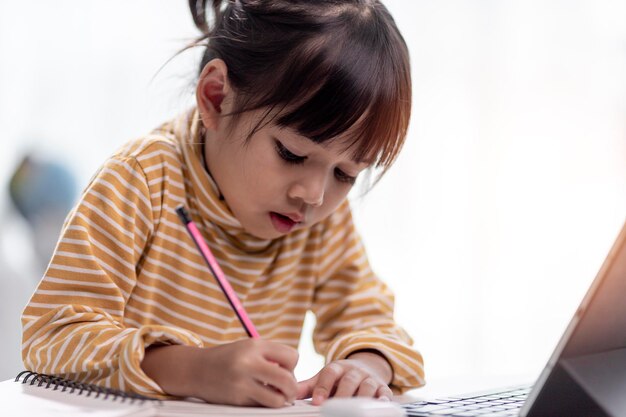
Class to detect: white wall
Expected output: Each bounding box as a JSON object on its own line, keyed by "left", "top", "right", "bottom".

{"left": 357, "top": 0, "right": 626, "bottom": 381}
{"left": 1, "top": 0, "right": 625, "bottom": 385}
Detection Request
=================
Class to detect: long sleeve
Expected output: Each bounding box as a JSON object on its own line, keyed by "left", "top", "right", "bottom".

{"left": 311, "top": 202, "right": 425, "bottom": 393}
{"left": 21, "top": 155, "right": 202, "bottom": 398}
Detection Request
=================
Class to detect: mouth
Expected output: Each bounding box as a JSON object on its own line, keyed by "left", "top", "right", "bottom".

{"left": 269, "top": 212, "right": 302, "bottom": 234}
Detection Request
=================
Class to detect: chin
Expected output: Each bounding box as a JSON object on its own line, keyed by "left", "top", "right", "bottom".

{"left": 242, "top": 225, "right": 280, "bottom": 240}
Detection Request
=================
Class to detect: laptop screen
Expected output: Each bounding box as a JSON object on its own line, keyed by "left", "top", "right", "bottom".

{"left": 522, "top": 219, "right": 626, "bottom": 416}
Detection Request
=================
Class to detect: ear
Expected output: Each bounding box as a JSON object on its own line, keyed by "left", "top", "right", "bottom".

{"left": 196, "top": 58, "right": 231, "bottom": 131}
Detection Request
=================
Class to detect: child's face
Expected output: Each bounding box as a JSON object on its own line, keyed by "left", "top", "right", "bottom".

{"left": 204, "top": 109, "right": 369, "bottom": 240}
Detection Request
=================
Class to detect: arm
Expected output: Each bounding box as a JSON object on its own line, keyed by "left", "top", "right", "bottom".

{"left": 298, "top": 201, "right": 425, "bottom": 402}
{"left": 21, "top": 156, "right": 202, "bottom": 397}
{"left": 22, "top": 154, "right": 299, "bottom": 406}
{"left": 346, "top": 350, "right": 393, "bottom": 384}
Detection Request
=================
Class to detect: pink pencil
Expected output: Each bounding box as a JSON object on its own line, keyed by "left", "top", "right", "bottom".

{"left": 176, "top": 205, "right": 260, "bottom": 339}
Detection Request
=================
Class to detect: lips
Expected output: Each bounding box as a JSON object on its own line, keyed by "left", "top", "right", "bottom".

{"left": 269, "top": 212, "right": 303, "bottom": 234}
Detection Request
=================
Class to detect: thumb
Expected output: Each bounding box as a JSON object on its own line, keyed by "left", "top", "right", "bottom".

{"left": 296, "top": 374, "right": 318, "bottom": 400}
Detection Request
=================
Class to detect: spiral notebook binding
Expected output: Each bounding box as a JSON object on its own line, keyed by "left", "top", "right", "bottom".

{"left": 15, "top": 371, "right": 154, "bottom": 403}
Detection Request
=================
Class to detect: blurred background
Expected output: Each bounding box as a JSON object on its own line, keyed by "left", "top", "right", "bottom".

{"left": 0, "top": 0, "right": 625, "bottom": 387}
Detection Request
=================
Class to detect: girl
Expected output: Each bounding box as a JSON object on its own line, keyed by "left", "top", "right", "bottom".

{"left": 21, "top": 0, "right": 425, "bottom": 408}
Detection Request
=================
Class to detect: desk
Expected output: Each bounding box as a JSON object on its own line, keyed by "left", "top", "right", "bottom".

{"left": 1, "top": 374, "right": 533, "bottom": 416}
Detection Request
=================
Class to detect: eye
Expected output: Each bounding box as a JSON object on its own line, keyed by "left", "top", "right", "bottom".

{"left": 275, "top": 140, "right": 306, "bottom": 165}
{"left": 334, "top": 168, "right": 357, "bottom": 185}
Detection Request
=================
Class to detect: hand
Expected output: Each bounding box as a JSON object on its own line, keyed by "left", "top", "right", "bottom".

{"left": 141, "top": 339, "right": 299, "bottom": 407}
{"left": 296, "top": 351, "right": 394, "bottom": 405}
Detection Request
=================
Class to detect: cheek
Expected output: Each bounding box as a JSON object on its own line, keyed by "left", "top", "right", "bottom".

{"left": 239, "top": 153, "right": 286, "bottom": 199}
{"left": 328, "top": 180, "right": 353, "bottom": 201}
{"left": 313, "top": 184, "right": 352, "bottom": 221}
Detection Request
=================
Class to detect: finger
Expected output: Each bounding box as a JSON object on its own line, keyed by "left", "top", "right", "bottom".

{"left": 261, "top": 342, "right": 299, "bottom": 371}
{"left": 247, "top": 380, "right": 291, "bottom": 408}
{"left": 256, "top": 361, "right": 298, "bottom": 403}
{"left": 355, "top": 377, "right": 379, "bottom": 398}
{"left": 334, "top": 368, "right": 367, "bottom": 398}
{"left": 296, "top": 375, "right": 318, "bottom": 400}
{"left": 376, "top": 384, "right": 394, "bottom": 401}
{"left": 311, "top": 363, "right": 344, "bottom": 405}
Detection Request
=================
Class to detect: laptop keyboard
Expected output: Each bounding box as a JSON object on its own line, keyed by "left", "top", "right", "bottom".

{"left": 402, "top": 385, "right": 532, "bottom": 416}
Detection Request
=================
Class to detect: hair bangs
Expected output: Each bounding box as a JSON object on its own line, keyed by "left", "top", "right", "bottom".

{"left": 272, "top": 7, "right": 411, "bottom": 174}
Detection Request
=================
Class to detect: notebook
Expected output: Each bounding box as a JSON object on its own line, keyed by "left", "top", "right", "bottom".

{"left": 403, "top": 219, "right": 626, "bottom": 417}
{"left": 3, "top": 371, "right": 320, "bottom": 416}
{"left": 1, "top": 373, "right": 150, "bottom": 417}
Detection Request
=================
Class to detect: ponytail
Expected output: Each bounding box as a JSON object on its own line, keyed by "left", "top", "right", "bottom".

{"left": 189, "top": 0, "right": 228, "bottom": 35}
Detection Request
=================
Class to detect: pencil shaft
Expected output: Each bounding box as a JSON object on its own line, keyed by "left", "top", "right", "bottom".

{"left": 176, "top": 206, "right": 260, "bottom": 338}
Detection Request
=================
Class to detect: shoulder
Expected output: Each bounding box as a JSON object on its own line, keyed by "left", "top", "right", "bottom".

{"left": 114, "top": 131, "right": 182, "bottom": 171}
{"left": 105, "top": 122, "right": 188, "bottom": 186}
{"left": 82, "top": 119, "right": 189, "bottom": 210}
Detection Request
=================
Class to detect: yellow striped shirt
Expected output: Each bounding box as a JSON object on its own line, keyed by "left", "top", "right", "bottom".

{"left": 21, "top": 109, "right": 425, "bottom": 397}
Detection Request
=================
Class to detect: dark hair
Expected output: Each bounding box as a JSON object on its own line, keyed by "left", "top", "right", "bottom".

{"left": 189, "top": 0, "right": 411, "bottom": 177}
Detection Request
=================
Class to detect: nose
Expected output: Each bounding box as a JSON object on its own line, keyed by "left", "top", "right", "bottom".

{"left": 288, "top": 173, "right": 326, "bottom": 207}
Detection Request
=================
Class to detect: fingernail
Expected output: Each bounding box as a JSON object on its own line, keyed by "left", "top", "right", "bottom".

{"left": 378, "top": 396, "right": 390, "bottom": 402}
{"left": 313, "top": 394, "right": 324, "bottom": 404}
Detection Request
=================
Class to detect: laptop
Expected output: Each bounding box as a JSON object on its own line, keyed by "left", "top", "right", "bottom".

{"left": 403, "top": 219, "right": 626, "bottom": 417}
